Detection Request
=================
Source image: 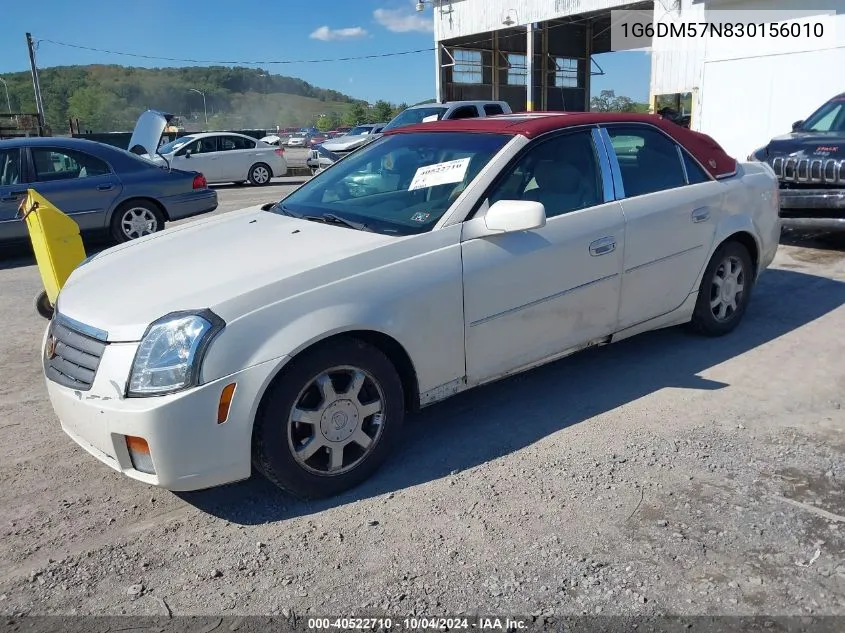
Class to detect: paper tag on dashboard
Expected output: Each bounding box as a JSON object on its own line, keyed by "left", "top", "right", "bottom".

{"left": 421, "top": 114, "right": 439, "bottom": 123}
{"left": 408, "top": 157, "right": 471, "bottom": 191}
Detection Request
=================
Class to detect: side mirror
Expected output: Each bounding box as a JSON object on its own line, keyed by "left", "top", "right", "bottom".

{"left": 484, "top": 200, "right": 546, "bottom": 234}
{"left": 791, "top": 120, "right": 804, "bottom": 131}
{"left": 185, "top": 149, "right": 192, "bottom": 158}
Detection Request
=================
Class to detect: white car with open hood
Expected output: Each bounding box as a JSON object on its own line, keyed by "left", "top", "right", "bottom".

{"left": 43, "top": 112, "right": 780, "bottom": 499}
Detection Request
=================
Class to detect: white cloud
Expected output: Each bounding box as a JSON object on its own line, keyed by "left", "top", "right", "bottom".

{"left": 309, "top": 25, "right": 369, "bottom": 41}
{"left": 373, "top": 7, "right": 433, "bottom": 33}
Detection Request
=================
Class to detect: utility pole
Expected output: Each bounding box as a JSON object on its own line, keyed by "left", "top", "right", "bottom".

{"left": 26, "top": 33, "right": 46, "bottom": 130}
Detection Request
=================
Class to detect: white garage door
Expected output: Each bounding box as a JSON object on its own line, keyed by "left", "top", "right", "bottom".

{"left": 697, "top": 47, "right": 845, "bottom": 160}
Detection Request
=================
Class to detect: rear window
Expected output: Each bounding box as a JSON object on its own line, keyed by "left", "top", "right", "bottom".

{"left": 383, "top": 106, "right": 449, "bottom": 132}
{"left": 484, "top": 104, "right": 505, "bottom": 116}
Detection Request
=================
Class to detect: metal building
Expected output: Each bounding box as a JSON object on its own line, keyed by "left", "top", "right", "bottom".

{"left": 427, "top": 0, "right": 845, "bottom": 161}
{"left": 429, "top": 0, "right": 654, "bottom": 113}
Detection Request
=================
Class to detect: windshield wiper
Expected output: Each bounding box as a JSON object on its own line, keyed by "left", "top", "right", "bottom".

{"left": 304, "top": 213, "right": 371, "bottom": 232}
{"left": 273, "top": 203, "right": 303, "bottom": 218}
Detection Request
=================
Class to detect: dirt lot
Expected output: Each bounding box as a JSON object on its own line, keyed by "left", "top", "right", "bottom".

{"left": 0, "top": 185, "right": 843, "bottom": 619}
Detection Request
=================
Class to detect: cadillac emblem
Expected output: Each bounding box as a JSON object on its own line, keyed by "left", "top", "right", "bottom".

{"left": 44, "top": 335, "right": 58, "bottom": 360}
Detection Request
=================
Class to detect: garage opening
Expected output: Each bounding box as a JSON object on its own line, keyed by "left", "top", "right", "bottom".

{"left": 436, "top": 1, "right": 653, "bottom": 113}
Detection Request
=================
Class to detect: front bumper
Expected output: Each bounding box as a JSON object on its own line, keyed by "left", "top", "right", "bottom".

{"left": 162, "top": 189, "right": 218, "bottom": 222}
{"left": 43, "top": 332, "right": 284, "bottom": 491}
{"left": 778, "top": 188, "right": 845, "bottom": 230}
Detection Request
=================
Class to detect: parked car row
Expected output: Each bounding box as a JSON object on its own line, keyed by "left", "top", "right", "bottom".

{"left": 1, "top": 110, "right": 290, "bottom": 246}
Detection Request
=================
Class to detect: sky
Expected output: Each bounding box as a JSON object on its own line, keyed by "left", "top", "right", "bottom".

{"left": 0, "top": 0, "right": 651, "bottom": 106}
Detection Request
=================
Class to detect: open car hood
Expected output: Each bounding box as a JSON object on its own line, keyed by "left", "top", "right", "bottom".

{"left": 127, "top": 109, "right": 173, "bottom": 157}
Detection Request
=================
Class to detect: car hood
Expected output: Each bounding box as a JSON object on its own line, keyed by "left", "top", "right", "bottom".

{"left": 764, "top": 131, "right": 845, "bottom": 159}
{"left": 126, "top": 110, "right": 173, "bottom": 157}
{"left": 322, "top": 135, "right": 371, "bottom": 151}
{"left": 56, "top": 207, "right": 394, "bottom": 342}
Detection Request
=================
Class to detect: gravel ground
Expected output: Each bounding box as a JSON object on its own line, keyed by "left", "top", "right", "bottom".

{"left": 0, "top": 186, "right": 843, "bottom": 619}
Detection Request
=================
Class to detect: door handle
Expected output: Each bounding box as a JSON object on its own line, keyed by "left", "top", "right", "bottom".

{"left": 96, "top": 184, "right": 113, "bottom": 191}
{"left": 0, "top": 189, "right": 27, "bottom": 202}
{"left": 692, "top": 207, "right": 710, "bottom": 223}
{"left": 589, "top": 236, "right": 617, "bottom": 256}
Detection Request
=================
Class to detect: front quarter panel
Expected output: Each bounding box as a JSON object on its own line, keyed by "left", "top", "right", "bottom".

{"left": 200, "top": 224, "right": 467, "bottom": 399}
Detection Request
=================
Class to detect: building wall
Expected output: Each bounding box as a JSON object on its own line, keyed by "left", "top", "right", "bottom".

{"left": 433, "top": 0, "right": 641, "bottom": 42}
{"left": 650, "top": 0, "right": 845, "bottom": 159}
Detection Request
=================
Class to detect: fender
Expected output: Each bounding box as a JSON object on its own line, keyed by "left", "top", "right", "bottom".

{"left": 199, "top": 228, "right": 467, "bottom": 397}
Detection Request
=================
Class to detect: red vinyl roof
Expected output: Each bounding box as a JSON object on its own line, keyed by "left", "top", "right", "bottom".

{"left": 385, "top": 112, "right": 737, "bottom": 179}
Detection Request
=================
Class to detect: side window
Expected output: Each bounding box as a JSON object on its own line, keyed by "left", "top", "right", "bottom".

{"left": 220, "top": 136, "right": 255, "bottom": 151}
{"left": 604, "top": 126, "right": 686, "bottom": 197}
{"left": 449, "top": 106, "right": 479, "bottom": 120}
{"left": 682, "top": 151, "right": 711, "bottom": 184}
{"left": 0, "top": 148, "right": 21, "bottom": 186}
{"left": 178, "top": 137, "right": 217, "bottom": 155}
{"left": 486, "top": 131, "right": 604, "bottom": 219}
{"left": 31, "top": 148, "right": 110, "bottom": 182}
{"left": 484, "top": 104, "right": 504, "bottom": 116}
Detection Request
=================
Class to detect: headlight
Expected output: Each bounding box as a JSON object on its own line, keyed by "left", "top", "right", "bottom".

{"left": 127, "top": 310, "right": 224, "bottom": 397}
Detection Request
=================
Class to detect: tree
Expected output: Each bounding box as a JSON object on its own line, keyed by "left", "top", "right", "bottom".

{"left": 344, "top": 102, "right": 369, "bottom": 126}
{"left": 590, "top": 90, "right": 641, "bottom": 113}
{"left": 372, "top": 100, "right": 394, "bottom": 123}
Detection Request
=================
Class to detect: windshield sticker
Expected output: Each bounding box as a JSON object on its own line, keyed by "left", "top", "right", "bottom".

{"left": 410, "top": 212, "right": 431, "bottom": 223}
{"left": 421, "top": 114, "right": 440, "bottom": 123}
{"left": 408, "top": 157, "right": 471, "bottom": 191}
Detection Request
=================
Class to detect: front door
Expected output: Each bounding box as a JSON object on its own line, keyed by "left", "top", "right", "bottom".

{"left": 172, "top": 136, "right": 220, "bottom": 181}
{"left": 461, "top": 128, "right": 625, "bottom": 385}
{"left": 600, "top": 124, "right": 722, "bottom": 329}
{"left": 0, "top": 147, "right": 28, "bottom": 242}
{"left": 27, "top": 147, "right": 123, "bottom": 232}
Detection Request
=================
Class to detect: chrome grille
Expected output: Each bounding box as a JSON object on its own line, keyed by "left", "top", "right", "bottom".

{"left": 44, "top": 315, "right": 108, "bottom": 391}
{"left": 771, "top": 157, "right": 845, "bottom": 184}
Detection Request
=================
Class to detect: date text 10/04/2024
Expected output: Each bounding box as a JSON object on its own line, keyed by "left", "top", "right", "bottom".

{"left": 307, "top": 617, "right": 530, "bottom": 630}
{"left": 621, "top": 21, "right": 825, "bottom": 39}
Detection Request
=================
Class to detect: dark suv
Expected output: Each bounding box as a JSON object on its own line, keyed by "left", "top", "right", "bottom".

{"left": 749, "top": 93, "right": 845, "bottom": 230}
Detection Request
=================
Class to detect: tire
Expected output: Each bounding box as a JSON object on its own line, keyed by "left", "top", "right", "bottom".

{"left": 249, "top": 163, "right": 272, "bottom": 186}
{"left": 35, "top": 290, "right": 54, "bottom": 320}
{"left": 252, "top": 337, "right": 405, "bottom": 499}
{"left": 690, "top": 240, "right": 754, "bottom": 336}
{"left": 110, "top": 200, "right": 165, "bottom": 243}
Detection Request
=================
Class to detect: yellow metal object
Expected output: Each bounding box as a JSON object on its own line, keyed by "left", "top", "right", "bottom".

{"left": 19, "top": 189, "right": 86, "bottom": 306}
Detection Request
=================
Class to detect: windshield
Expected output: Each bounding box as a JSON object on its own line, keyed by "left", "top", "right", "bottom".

{"left": 273, "top": 131, "right": 510, "bottom": 236}
{"left": 347, "top": 126, "right": 373, "bottom": 136}
{"left": 799, "top": 98, "right": 845, "bottom": 132}
{"left": 158, "top": 136, "right": 195, "bottom": 154}
{"left": 382, "top": 106, "right": 449, "bottom": 132}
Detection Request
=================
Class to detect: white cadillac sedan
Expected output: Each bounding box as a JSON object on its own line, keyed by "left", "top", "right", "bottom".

{"left": 42, "top": 113, "right": 781, "bottom": 499}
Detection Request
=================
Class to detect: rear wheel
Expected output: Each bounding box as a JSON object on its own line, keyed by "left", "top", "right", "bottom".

{"left": 252, "top": 338, "right": 405, "bottom": 499}
{"left": 110, "top": 200, "right": 165, "bottom": 243}
{"left": 249, "top": 163, "right": 272, "bottom": 186}
{"left": 690, "top": 240, "right": 754, "bottom": 336}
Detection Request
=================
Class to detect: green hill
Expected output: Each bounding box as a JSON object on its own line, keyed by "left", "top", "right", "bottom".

{"left": 0, "top": 64, "right": 405, "bottom": 133}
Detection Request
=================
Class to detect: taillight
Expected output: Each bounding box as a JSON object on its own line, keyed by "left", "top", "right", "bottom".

{"left": 275, "top": 148, "right": 285, "bottom": 156}
{"left": 192, "top": 173, "right": 207, "bottom": 189}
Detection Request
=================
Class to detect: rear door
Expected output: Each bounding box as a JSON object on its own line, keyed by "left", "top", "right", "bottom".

{"left": 27, "top": 146, "right": 123, "bottom": 231}
{"left": 218, "top": 134, "right": 259, "bottom": 181}
{"left": 599, "top": 124, "right": 723, "bottom": 329}
{"left": 0, "top": 147, "right": 29, "bottom": 242}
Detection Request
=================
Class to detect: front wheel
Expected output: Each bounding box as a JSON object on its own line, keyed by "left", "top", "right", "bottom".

{"left": 690, "top": 240, "right": 754, "bottom": 336}
{"left": 252, "top": 338, "right": 405, "bottom": 499}
{"left": 249, "top": 163, "right": 272, "bottom": 186}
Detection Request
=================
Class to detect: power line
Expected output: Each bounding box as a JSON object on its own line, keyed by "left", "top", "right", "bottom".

{"left": 36, "top": 38, "right": 436, "bottom": 65}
